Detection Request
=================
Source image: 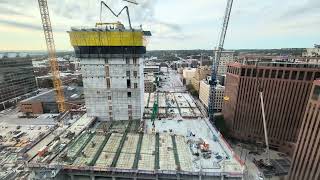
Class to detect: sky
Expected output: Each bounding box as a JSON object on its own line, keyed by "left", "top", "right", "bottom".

{"left": 0, "top": 0, "right": 319, "bottom": 51}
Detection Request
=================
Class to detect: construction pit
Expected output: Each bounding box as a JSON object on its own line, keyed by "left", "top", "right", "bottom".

{"left": 27, "top": 117, "right": 245, "bottom": 180}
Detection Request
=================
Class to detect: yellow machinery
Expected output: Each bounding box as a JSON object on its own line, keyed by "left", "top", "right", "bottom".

{"left": 68, "top": 29, "right": 146, "bottom": 47}
{"left": 37, "top": 0, "right": 65, "bottom": 112}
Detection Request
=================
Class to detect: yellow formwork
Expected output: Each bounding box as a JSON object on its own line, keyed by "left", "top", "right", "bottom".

{"left": 68, "top": 31, "right": 144, "bottom": 47}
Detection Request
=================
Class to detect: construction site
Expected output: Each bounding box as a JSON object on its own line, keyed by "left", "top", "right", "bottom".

{"left": 0, "top": 0, "right": 277, "bottom": 179}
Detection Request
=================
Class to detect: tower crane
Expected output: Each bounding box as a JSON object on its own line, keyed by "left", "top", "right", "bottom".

{"left": 208, "top": 0, "right": 234, "bottom": 123}
{"left": 38, "top": 0, "right": 66, "bottom": 112}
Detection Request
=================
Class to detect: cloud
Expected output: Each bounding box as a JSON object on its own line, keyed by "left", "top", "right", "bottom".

{"left": 0, "top": 7, "right": 28, "bottom": 16}
{"left": 0, "top": 19, "right": 65, "bottom": 32}
{"left": 0, "top": 19, "right": 42, "bottom": 31}
{"left": 280, "top": 0, "right": 320, "bottom": 19}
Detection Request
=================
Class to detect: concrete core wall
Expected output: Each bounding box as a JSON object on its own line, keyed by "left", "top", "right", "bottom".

{"left": 80, "top": 57, "right": 144, "bottom": 121}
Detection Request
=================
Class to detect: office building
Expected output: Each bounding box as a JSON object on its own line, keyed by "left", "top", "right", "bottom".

{"left": 182, "top": 68, "right": 196, "bottom": 85}
{"left": 223, "top": 62, "right": 320, "bottom": 155}
{"left": 288, "top": 80, "right": 320, "bottom": 180}
{"left": 199, "top": 79, "right": 225, "bottom": 111}
{"left": 0, "top": 56, "right": 37, "bottom": 110}
{"left": 214, "top": 50, "right": 235, "bottom": 76}
{"left": 191, "top": 66, "right": 211, "bottom": 92}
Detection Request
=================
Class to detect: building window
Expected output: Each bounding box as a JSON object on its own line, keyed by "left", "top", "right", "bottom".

{"left": 258, "top": 69, "right": 263, "bottom": 78}
{"left": 291, "top": 71, "right": 297, "bottom": 80}
{"left": 133, "top": 71, "right": 137, "bottom": 77}
{"left": 134, "top": 83, "right": 138, "bottom": 88}
{"left": 252, "top": 69, "right": 257, "bottom": 77}
{"left": 104, "top": 59, "right": 108, "bottom": 64}
{"left": 126, "top": 57, "right": 130, "bottom": 64}
{"left": 284, "top": 71, "right": 290, "bottom": 79}
{"left": 108, "top": 96, "right": 112, "bottom": 100}
{"left": 127, "top": 92, "right": 131, "bottom": 97}
{"left": 306, "top": 72, "right": 313, "bottom": 81}
{"left": 128, "top": 105, "right": 132, "bottom": 109}
{"left": 314, "top": 72, "right": 320, "bottom": 80}
{"left": 312, "top": 85, "right": 320, "bottom": 101}
{"left": 246, "top": 68, "right": 252, "bottom": 77}
{"left": 271, "top": 70, "right": 277, "bottom": 78}
{"left": 241, "top": 68, "right": 245, "bottom": 76}
{"left": 133, "top": 58, "right": 137, "bottom": 65}
{"left": 127, "top": 79, "right": 131, "bottom": 88}
{"left": 106, "top": 78, "right": 111, "bottom": 88}
{"left": 265, "top": 69, "right": 270, "bottom": 78}
{"left": 105, "top": 66, "right": 110, "bottom": 77}
{"left": 298, "top": 71, "right": 305, "bottom": 80}
{"left": 126, "top": 71, "right": 130, "bottom": 77}
{"left": 277, "top": 70, "right": 283, "bottom": 79}
{"left": 109, "top": 106, "right": 112, "bottom": 110}
{"left": 109, "top": 112, "right": 112, "bottom": 116}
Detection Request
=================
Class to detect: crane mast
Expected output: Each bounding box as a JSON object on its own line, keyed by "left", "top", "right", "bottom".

{"left": 38, "top": 0, "right": 66, "bottom": 112}
{"left": 208, "top": 0, "right": 234, "bottom": 122}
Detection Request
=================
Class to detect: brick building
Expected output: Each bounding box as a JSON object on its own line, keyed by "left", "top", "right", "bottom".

{"left": 288, "top": 80, "right": 320, "bottom": 180}
{"left": 223, "top": 62, "right": 320, "bottom": 155}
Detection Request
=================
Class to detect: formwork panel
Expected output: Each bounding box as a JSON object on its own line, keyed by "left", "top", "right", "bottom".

{"left": 121, "top": 133, "right": 139, "bottom": 153}
{"left": 140, "top": 134, "right": 155, "bottom": 154}
{"left": 138, "top": 134, "right": 155, "bottom": 170}
{"left": 116, "top": 152, "right": 135, "bottom": 168}
{"left": 193, "top": 108, "right": 202, "bottom": 117}
{"left": 166, "top": 93, "right": 177, "bottom": 107}
{"left": 66, "top": 132, "right": 91, "bottom": 160}
{"left": 138, "top": 154, "right": 155, "bottom": 170}
{"left": 94, "top": 133, "right": 123, "bottom": 167}
{"left": 148, "top": 93, "right": 155, "bottom": 107}
{"left": 159, "top": 93, "right": 167, "bottom": 108}
{"left": 175, "top": 93, "right": 189, "bottom": 108}
{"left": 95, "top": 152, "right": 116, "bottom": 167}
{"left": 182, "top": 93, "right": 197, "bottom": 107}
{"left": 180, "top": 108, "right": 194, "bottom": 118}
{"left": 159, "top": 134, "right": 176, "bottom": 170}
{"left": 175, "top": 136, "right": 193, "bottom": 171}
{"left": 115, "top": 133, "right": 139, "bottom": 168}
{"left": 144, "top": 93, "right": 149, "bottom": 108}
{"left": 73, "top": 135, "right": 105, "bottom": 166}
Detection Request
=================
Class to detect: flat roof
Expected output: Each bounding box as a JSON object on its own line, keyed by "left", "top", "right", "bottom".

{"left": 21, "top": 86, "right": 83, "bottom": 103}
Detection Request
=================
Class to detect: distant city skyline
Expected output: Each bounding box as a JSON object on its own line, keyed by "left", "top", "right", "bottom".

{"left": 0, "top": 0, "right": 319, "bottom": 51}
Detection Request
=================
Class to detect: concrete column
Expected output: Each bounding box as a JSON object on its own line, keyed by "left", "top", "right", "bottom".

{"left": 90, "top": 175, "right": 95, "bottom": 180}
{"left": 112, "top": 177, "right": 116, "bottom": 180}
{"left": 70, "top": 175, "right": 75, "bottom": 180}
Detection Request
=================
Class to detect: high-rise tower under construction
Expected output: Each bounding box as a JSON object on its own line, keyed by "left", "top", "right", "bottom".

{"left": 68, "top": 22, "right": 151, "bottom": 121}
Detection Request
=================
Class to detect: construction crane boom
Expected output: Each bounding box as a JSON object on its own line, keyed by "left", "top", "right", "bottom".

{"left": 38, "top": 0, "right": 66, "bottom": 112}
{"left": 208, "top": 0, "right": 234, "bottom": 123}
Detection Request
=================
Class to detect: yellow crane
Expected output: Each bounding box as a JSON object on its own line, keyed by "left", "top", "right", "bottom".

{"left": 37, "top": 0, "right": 65, "bottom": 112}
